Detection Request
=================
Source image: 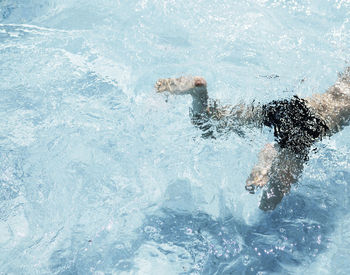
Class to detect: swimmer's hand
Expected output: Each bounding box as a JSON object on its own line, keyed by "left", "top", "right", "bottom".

{"left": 155, "top": 76, "right": 207, "bottom": 95}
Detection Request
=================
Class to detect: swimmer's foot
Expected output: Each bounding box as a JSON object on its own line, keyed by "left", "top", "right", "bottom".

{"left": 155, "top": 76, "right": 207, "bottom": 96}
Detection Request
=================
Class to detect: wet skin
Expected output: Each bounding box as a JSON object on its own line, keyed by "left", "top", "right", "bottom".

{"left": 155, "top": 68, "right": 350, "bottom": 210}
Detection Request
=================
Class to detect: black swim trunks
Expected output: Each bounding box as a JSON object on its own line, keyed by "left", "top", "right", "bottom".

{"left": 262, "top": 96, "right": 329, "bottom": 157}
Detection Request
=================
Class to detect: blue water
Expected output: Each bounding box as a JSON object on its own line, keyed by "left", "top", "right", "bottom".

{"left": 1, "top": 0, "right": 350, "bottom": 274}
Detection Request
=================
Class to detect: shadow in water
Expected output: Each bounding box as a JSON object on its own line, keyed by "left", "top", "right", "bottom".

{"left": 142, "top": 193, "right": 335, "bottom": 274}
{"left": 47, "top": 166, "right": 347, "bottom": 274}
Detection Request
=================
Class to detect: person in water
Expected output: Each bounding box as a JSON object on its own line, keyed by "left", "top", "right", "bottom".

{"left": 155, "top": 68, "right": 350, "bottom": 211}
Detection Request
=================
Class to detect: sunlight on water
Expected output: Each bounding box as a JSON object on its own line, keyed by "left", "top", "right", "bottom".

{"left": 1, "top": 0, "right": 350, "bottom": 273}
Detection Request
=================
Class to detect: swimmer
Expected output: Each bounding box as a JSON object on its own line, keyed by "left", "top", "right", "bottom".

{"left": 155, "top": 68, "right": 350, "bottom": 210}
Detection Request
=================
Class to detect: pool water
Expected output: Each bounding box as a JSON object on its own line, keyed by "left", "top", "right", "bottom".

{"left": 1, "top": 0, "right": 350, "bottom": 274}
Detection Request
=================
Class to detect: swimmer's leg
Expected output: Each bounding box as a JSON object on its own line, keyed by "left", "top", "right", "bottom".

{"left": 155, "top": 76, "right": 264, "bottom": 137}
{"left": 156, "top": 76, "right": 216, "bottom": 137}
{"left": 245, "top": 143, "right": 278, "bottom": 193}
{"left": 258, "top": 148, "right": 305, "bottom": 211}
{"left": 337, "top": 66, "right": 350, "bottom": 86}
{"left": 306, "top": 67, "right": 350, "bottom": 135}
{"left": 155, "top": 76, "right": 208, "bottom": 115}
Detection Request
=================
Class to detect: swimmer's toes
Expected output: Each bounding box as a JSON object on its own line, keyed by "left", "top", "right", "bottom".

{"left": 245, "top": 184, "right": 255, "bottom": 194}
{"left": 155, "top": 79, "right": 167, "bottom": 93}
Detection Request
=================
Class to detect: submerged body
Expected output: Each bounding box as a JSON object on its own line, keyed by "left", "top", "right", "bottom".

{"left": 155, "top": 68, "right": 350, "bottom": 210}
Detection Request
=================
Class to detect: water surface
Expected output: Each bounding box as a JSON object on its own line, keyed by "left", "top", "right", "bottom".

{"left": 1, "top": 0, "right": 350, "bottom": 274}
